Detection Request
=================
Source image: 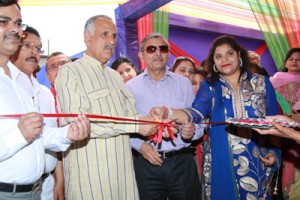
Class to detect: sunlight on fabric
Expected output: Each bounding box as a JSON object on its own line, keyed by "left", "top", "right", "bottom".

{"left": 169, "top": 0, "right": 260, "bottom": 30}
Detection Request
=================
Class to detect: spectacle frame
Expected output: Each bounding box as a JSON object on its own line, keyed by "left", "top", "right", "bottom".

{"left": 20, "top": 42, "right": 44, "bottom": 54}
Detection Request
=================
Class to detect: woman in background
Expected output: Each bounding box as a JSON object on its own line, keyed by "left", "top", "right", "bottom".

{"left": 192, "top": 68, "right": 208, "bottom": 94}
{"left": 270, "top": 48, "right": 300, "bottom": 200}
{"left": 170, "top": 56, "right": 196, "bottom": 82}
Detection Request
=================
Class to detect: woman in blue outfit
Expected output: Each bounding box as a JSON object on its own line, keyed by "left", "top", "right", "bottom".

{"left": 151, "top": 35, "right": 281, "bottom": 200}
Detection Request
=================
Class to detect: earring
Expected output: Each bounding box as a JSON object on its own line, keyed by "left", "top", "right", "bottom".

{"left": 239, "top": 57, "right": 243, "bottom": 67}
{"left": 213, "top": 64, "right": 218, "bottom": 73}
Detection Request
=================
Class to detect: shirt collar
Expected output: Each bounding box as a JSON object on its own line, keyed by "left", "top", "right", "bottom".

{"left": 7, "top": 61, "right": 23, "bottom": 81}
{"left": 142, "top": 67, "right": 172, "bottom": 82}
{"left": 8, "top": 61, "right": 41, "bottom": 92}
{"left": 83, "top": 53, "right": 107, "bottom": 70}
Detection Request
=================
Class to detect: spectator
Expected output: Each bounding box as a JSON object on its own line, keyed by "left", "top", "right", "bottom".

{"left": 170, "top": 56, "right": 195, "bottom": 82}
{"left": 111, "top": 56, "right": 136, "bottom": 83}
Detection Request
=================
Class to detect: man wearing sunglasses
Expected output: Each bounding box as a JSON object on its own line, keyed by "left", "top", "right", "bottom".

{"left": 126, "top": 32, "right": 203, "bottom": 199}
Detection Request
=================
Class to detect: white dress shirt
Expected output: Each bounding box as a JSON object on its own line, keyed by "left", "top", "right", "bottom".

{"left": 0, "top": 62, "right": 70, "bottom": 184}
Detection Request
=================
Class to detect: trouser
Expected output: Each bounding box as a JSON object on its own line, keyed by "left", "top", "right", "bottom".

{"left": 134, "top": 151, "right": 202, "bottom": 200}
{"left": 0, "top": 190, "right": 41, "bottom": 200}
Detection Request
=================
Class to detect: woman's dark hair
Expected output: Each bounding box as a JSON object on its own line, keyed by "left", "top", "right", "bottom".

{"left": 111, "top": 56, "right": 135, "bottom": 71}
{"left": 170, "top": 56, "right": 196, "bottom": 72}
{"left": 206, "top": 35, "right": 250, "bottom": 85}
{"left": 282, "top": 48, "right": 300, "bottom": 72}
{"left": 195, "top": 68, "right": 208, "bottom": 79}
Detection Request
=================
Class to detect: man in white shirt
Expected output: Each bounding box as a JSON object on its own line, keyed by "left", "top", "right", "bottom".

{"left": 0, "top": 1, "right": 90, "bottom": 199}
{"left": 10, "top": 25, "right": 65, "bottom": 200}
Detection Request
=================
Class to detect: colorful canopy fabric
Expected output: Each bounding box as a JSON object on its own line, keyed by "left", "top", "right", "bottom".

{"left": 20, "top": 0, "right": 299, "bottom": 70}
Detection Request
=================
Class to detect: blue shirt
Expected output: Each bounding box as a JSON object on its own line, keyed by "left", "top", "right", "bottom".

{"left": 126, "top": 68, "right": 204, "bottom": 152}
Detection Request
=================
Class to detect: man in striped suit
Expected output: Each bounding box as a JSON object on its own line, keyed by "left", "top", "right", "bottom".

{"left": 55, "top": 15, "right": 158, "bottom": 200}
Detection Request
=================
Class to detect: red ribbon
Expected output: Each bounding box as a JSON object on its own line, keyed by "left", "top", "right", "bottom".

{"left": 0, "top": 113, "right": 178, "bottom": 144}
{"left": 0, "top": 113, "right": 228, "bottom": 144}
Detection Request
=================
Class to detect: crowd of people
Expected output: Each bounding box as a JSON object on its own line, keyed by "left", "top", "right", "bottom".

{"left": 0, "top": 0, "right": 299, "bottom": 200}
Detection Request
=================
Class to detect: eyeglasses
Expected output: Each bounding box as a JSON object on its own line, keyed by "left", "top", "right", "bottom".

{"left": 0, "top": 18, "right": 27, "bottom": 31}
{"left": 47, "top": 61, "right": 69, "bottom": 72}
{"left": 20, "top": 42, "right": 44, "bottom": 54}
{"left": 143, "top": 45, "right": 169, "bottom": 54}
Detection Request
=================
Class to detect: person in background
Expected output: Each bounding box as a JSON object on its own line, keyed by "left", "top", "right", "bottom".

{"left": 171, "top": 55, "right": 208, "bottom": 181}
{"left": 0, "top": 2, "right": 90, "bottom": 199}
{"left": 46, "top": 51, "right": 71, "bottom": 111}
{"left": 33, "top": 65, "right": 40, "bottom": 78}
{"left": 46, "top": 52, "right": 71, "bottom": 90}
{"left": 248, "top": 50, "right": 261, "bottom": 65}
{"left": 46, "top": 51, "right": 72, "bottom": 200}
{"left": 9, "top": 26, "right": 70, "bottom": 200}
{"left": 270, "top": 48, "right": 300, "bottom": 114}
{"left": 248, "top": 62, "right": 270, "bottom": 77}
{"left": 126, "top": 32, "right": 203, "bottom": 200}
{"left": 248, "top": 50, "right": 269, "bottom": 76}
{"left": 191, "top": 67, "right": 209, "bottom": 178}
{"left": 170, "top": 56, "right": 195, "bottom": 82}
{"left": 150, "top": 35, "right": 281, "bottom": 200}
{"left": 55, "top": 15, "right": 159, "bottom": 200}
{"left": 111, "top": 56, "right": 137, "bottom": 83}
{"left": 192, "top": 68, "right": 208, "bottom": 94}
{"left": 270, "top": 48, "right": 300, "bottom": 200}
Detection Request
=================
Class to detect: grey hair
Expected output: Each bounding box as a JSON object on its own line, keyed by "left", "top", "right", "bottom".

{"left": 139, "top": 32, "right": 169, "bottom": 52}
{"left": 248, "top": 50, "right": 260, "bottom": 61}
{"left": 84, "top": 15, "right": 113, "bottom": 34}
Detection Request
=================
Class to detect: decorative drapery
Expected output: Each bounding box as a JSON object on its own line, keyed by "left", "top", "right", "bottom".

{"left": 137, "top": 4, "right": 202, "bottom": 69}
{"left": 137, "top": 13, "right": 153, "bottom": 69}
{"left": 248, "top": 0, "right": 300, "bottom": 71}
{"left": 169, "top": 41, "right": 201, "bottom": 66}
{"left": 153, "top": 8, "right": 169, "bottom": 39}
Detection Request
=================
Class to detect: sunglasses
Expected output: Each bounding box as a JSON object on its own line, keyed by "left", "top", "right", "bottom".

{"left": 143, "top": 45, "right": 169, "bottom": 54}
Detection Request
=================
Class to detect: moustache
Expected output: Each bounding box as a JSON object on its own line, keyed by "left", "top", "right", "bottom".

{"left": 25, "top": 56, "right": 38, "bottom": 63}
{"left": 104, "top": 45, "right": 115, "bottom": 50}
{"left": 153, "top": 56, "right": 164, "bottom": 61}
{"left": 4, "top": 32, "right": 21, "bottom": 40}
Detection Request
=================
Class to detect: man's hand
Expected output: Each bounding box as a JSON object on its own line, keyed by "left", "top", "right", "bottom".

{"left": 140, "top": 142, "right": 162, "bottom": 166}
{"left": 162, "top": 119, "right": 179, "bottom": 138}
{"left": 18, "top": 112, "right": 43, "bottom": 143}
{"left": 259, "top": 152, "right": 276, "bottom": 167}
{"left": 66, "top": 114, "right": 90, "bottom": 141}
{"left": 53, "top": 157, "right": 65, "bottom": 200}
{"left": 253, "top": 115, "right": 299, "bottom": 139}
{"left": 149, "top": 107, "right": 168, "bottom": 121}
{"left": 138, "top": 116, "right": 158, "bottom": 137}
{"left": 53, "top": 179, "right": 65, "bottom": 200}
{"left": 181, "top": 122, "right": 195, "bottom": 140}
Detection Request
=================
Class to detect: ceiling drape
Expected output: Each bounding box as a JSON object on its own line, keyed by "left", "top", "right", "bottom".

{"left": 248, "top": 0, "right": 300, "bottom": 71}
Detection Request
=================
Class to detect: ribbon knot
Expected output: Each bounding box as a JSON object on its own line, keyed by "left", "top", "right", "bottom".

{"left": 148, "top": 122, "right": 177, "bottom": 144}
